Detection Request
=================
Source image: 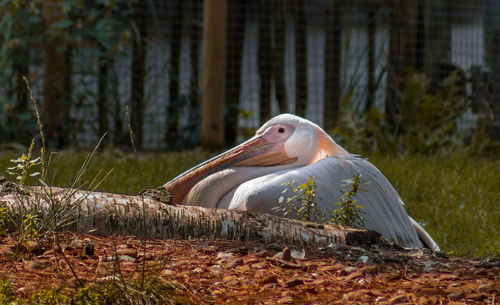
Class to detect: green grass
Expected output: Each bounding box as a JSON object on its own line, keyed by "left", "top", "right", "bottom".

{"left": 0, "top": 149, "right": 213, "bottom": 195}
{"left": 369, "top": 153, "right": 500, "bottom": 258}
{"left": 0, "top": 149, "right": 498, "bottom": 258}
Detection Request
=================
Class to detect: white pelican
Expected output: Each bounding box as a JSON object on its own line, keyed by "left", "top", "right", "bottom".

{"left": 163, "top": 114, "right": 439, "bottom": 250}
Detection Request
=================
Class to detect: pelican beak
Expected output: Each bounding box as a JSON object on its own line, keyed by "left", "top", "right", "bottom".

{"left": 163, "top": 135, "right": 297, "bottom": 204}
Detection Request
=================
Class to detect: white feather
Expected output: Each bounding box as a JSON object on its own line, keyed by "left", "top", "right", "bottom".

{"left": 221, "top": 155, "right": 437, "bottom": 249}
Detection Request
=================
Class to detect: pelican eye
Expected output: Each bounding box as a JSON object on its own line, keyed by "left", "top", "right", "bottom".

{"left": 278, "top": 127, "right": 285, "bottom": 133}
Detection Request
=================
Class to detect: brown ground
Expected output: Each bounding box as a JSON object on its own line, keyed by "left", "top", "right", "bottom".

{"left": 0, "top": 232, "right": 498, "bottom": 304}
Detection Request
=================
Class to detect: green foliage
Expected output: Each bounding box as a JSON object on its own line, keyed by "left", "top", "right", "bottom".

{"left": 333, "top": 70, "right": 475, "bottom": 154}
{"left": 3, "top": 138, "right": 46, "bottom": 242}
{"left": 0, "top": 0, "right": 135, "bottom": 146}
{"left": 69, "top": 277, "right": 180, "bottom": 305}
{"left": 19, "top": 213, "right": 43, "bottom": 242}
{"left": 3, "top": 134, "right": 110, "bottom": 242}
{"left": 0, "top": 279, "right": 15, "bottom": 304}
{"left": 397, "top": 70, "right": 468, "bottom": 153}
{"left": 274, "top": 175, "right": 365, "bottom": 227}
{"left": 0, "top": 270, "right": 179, "bottom": 305}
{"left": 6, "top": 139, "right": 41, "bottom": 186}
{"left": 274, "top": 176, "right": 326, "bottom": 223}
{"left": 329, "top": 174, "right": 365, "bottom": 228}
{"left": 0, "top": 208, "right": 8, "bottom": 236}
{"left": 0, "top": 207, "right": 44, "bottom": 243}
{"left": 29, "top": 289, "right": 69, "bottom": 305}
{"left": 72, "top": 287, "right": 102, "bottom": 305}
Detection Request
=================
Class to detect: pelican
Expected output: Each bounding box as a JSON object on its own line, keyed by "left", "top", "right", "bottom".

{"left": 163, "top": 114, "right": 439, "bottom": 250}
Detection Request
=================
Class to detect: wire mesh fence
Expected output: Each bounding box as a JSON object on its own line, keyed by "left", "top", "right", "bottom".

{"left": 0, "top": 0, "right": 498, "bottom": 150}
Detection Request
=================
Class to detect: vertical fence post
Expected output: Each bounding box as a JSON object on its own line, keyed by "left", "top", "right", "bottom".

{"left": 201, "top": 0, "right": 227, "bottom": 148}
{"left": 324, "top": 0, "right": 342, "bottom": 132}
{"left": 43, "top": 0, "right": 72, "bottom": 148}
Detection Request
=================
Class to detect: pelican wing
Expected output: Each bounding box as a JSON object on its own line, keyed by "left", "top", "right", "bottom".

{"left": 224, "top": 155, "right": 434, "bottom": 249}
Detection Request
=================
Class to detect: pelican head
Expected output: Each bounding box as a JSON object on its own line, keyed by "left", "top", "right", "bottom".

{"left": 163, "top": 114, "right": 348, "bottom": 204}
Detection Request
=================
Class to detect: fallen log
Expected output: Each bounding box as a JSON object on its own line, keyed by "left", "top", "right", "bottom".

{"left": 0, "top": 181, "right": 385, "bottom": 247}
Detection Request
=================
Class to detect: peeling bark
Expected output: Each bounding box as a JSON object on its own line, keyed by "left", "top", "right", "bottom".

{"left": 0, "top": 185, "right": 384, "bottom": 248}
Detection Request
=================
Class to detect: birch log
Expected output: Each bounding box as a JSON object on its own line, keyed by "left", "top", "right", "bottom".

{"left": 0, "top": 183, "right": 384, "bottom": 247}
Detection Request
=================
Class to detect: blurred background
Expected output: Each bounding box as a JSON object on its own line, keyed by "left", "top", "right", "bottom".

{"left": 0, "top": 0, "right": 499, "bottom": 154}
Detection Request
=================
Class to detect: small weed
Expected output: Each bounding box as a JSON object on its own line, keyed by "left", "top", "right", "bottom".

{"left": 0, "top": 279, "right": 15, "bottom": 304}
{"left": 23, "top": 76, "right": 46, "bottom": 181}
{"left": 0, "top": 208, "right": 8, "bottom": 236}
{"left": 6, "top": 139, "right": 41, "bottom": 186}
{"left": 2, "top": 79, "right": 112, "bottom": 244}
{"left": 274, "top": 174, "right": 365, "bottom": 227}
{"left": 329, "top": 174, "right": 365, "bottom": 228}
{"left": 274, "top": 176, "right": 326, "bottom": 223}
{"left": 19, "top": 213, "right": 43, "bottom": 242}
{"left": 30, "top": 289, "right": 70, "bottom": 305}
{"left": 0, "top": 276, "right": 183, "bottom": 305}
{"left": 93, "top": 278, "right": 177, "bottom": 304}
{"left": 72, "top": 286, "right": 103, "bottom": 305}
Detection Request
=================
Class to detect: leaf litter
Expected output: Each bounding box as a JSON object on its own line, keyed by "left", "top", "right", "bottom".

{"left": 0, "top": 232, "right": 498, "bottom": 304}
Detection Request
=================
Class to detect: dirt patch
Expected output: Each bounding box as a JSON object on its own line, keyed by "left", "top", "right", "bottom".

{"left": 0, "top": 232, "right": 498, "bottom": 304}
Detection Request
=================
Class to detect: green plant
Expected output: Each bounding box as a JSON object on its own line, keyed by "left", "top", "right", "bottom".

{"left": 0, "top": 279, "right": 15, "bottom": 304}
{"left": 8, "top": 136, "right": 112, "bottom": 241}
{"left": 329, "top": 174, "right": 365, "bottom": 228}
{"left": 274, "top": 176, "right": 326, "bottom": 223}
{"left": 3, "top": 77, "right": 115, "bottom": 244}
{"left": 397, "top": 70, "right": 468, "bottom": 154}
{"left": 0, "top": 208, "right": 8, "bottom": 236}
{"left": 333, "top": 69, "right": 471, "bottom": 155}
{"left": 6, "top": 139, "right": 41, "bottom": 186}
{"left": 95, "top": 277, "right": 178, "bottom": 305}
{"left": 23, "top": 76, "right": 46, "bottom": 181}
{"left": 72, "top": 287, "right": 102, "bottom": 305}
{"left": 274, "top": 174, "right": 365, "bottom": 227}
{"left": 29, "top": 289, "right": 69, "bottom": 305}
{"left": 19, "top": 213, "right": 43, "bottom": 242}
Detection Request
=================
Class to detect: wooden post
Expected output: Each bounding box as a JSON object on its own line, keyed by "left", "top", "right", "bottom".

{"left": 366, "top": 6, "right": 376, "bottom": 111}
{"left": 423, "top": 0, "right": 451, "bottom": 93}
{"left": 166, "top": 0, "right": 184, "bottom": 148}
{"left": 385, "top": 0, "right": 418, "bottom": 135}
{"left": 201, "top": 0, "right": 227, "bottom": 148}
{"left": 130, "top": 0, "right": 148, "bottom": 149}
{"left": 324, "top": 0, "right": 342, "bottom": 132}
{"left": 485, "top": 0, "right": 500, "bottom": 139}
{"left": 224, "top": 1, "right": 246, "bottom": 146}
{"left": 258, "top": 0, "right": 272, "bottom": 125}
{"left": 273, "top": 0, "right": 288, "bottom": 114}
{"left": 295, "top": 0, "right": 307, "bottom": 117}
{"left": 43, "top": 0, "right": 72, "bottom": 148}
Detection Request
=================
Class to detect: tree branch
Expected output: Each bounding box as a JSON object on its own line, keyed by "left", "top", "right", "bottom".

{"left": 0, "top": 184, "right": 385, "bottom": 247}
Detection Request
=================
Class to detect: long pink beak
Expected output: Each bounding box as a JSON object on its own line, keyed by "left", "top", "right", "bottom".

{"left": 163, "top": 135, "right": 297, "bottom": 204}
